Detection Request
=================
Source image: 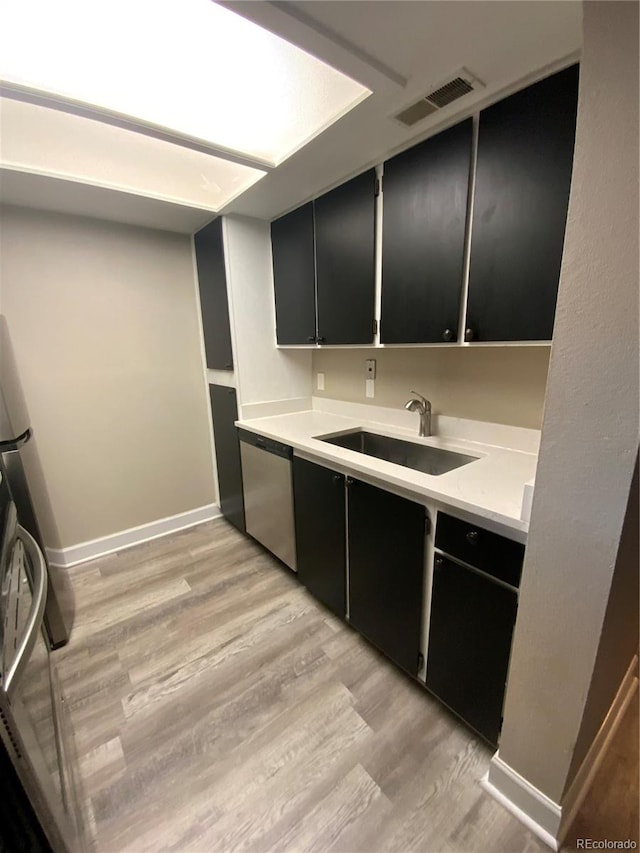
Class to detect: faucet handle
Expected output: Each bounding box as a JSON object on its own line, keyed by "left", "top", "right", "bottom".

{"left": 409, "top": 391, "right": 430, "bottom": 409}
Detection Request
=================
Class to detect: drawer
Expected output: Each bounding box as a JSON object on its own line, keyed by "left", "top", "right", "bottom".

{"left": 435, "top": 512, "right": 524, "bottom": 589}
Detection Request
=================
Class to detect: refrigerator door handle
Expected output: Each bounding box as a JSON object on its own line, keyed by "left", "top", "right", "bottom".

{"left": 5, "top": 524, "right": 48, "bottom": 699}
{"left": 0, "top": 427, "right": 31, "bottom": 453}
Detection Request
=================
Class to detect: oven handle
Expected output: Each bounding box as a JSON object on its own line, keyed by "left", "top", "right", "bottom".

{"left": 4, "top": 524, "right": 48, "bottom": 699}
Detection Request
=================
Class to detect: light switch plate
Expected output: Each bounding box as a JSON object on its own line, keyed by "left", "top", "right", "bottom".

{"left": 317, "top": 372, "right": 325, "bottom": 391}
{"left": 365, "top": 379, "right": 375, "bottom": 398}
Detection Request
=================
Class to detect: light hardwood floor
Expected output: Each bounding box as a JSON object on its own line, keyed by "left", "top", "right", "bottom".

{"left": 54, "top": 518, "right": 639, "bottom": 853}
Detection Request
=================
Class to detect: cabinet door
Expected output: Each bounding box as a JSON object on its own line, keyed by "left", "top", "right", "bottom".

{"left": 292, "top": 457, "right": 346, "bottom": 618}
{"left": 209, "top": 385, "right": 245, "bottom": 532}
{"left": 271, "top": 203, "right": 317, "bottom": 345}
{"left": 314, "top": 169, "right": 376, "bottom": 344}
{"left": 466, "top": 65, "right": 579, "bottom": 342}
{"left": 426, "top": 555, "right": 517, "bottom": 745}
{"left": 195, "top": 218, "right": 234, "bottom": 369}
{"left": 348, "top": 480, "right": 425, "bottom": 675}
{"left": 381, "top": 119, "right": 472, "bottom": 344}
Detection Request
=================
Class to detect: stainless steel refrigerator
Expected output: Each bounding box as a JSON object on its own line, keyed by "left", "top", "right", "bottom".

{"left": 1, "top": 450, "right": 84, "bottom": 851}
{"left": 0, "top": 315, "right": 72, "bottom": 648}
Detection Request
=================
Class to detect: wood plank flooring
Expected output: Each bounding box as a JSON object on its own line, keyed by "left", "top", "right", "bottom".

{"left": 54, "top": 518, "right": 639, "bottom": 853}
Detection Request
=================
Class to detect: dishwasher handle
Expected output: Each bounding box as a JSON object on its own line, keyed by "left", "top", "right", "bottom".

{"left": 238, "top": 429, "right": 293, "bottom": 460}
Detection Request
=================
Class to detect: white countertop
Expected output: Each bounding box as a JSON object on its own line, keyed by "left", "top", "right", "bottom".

{"left": 236, "top": 399, "right": 539, "bottom": 542}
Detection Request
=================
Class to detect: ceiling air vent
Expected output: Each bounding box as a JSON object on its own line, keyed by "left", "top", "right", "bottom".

{"left": 393, "top": 68, "right": 484, "bottom": 128}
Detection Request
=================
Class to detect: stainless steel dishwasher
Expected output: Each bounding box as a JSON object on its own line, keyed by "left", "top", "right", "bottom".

{"left": 238, "top": 429, "right": 297, "bottom": 571}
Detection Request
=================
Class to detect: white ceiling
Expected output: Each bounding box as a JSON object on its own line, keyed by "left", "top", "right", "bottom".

{"left": 221, "top": 0, "right": 582, "bottom": 220}
{"left": 280, "top": 1, "right": 579, "bottom": 85}
{"left": 0, "top": 167, "right": 215, "bottom": 234}
{"left": 0, "top": 0, "right": 582, "bottom": 230}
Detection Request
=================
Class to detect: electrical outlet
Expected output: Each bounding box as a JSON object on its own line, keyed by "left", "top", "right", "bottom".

{"left": 317, "top": 372, "right": 325, "bottom": 391}
{"left": 365, "top": 359, "right": 377, "bottom": 379}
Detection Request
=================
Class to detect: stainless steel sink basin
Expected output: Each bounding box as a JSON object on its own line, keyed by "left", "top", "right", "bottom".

{"left": 319, "top": 430, "right": 479, "bottom": 476}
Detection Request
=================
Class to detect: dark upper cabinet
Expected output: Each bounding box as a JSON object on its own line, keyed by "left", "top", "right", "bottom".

{"left": 314, "top": 169, "right": 377, "bottom": 345}
{"left": 466, "top": 65, "right": 579, "bottom": 342}
{"left": 194, "top": 219, "right": 234, "bottom": 369}
{"left": 209, "top": 385, "right": 245, "bottom": 533}
{"left": 271, "top": 170, "right": 377, "bottom": 346}
{"left": 348, "top": 479, "right": 425, "bottom": 676}
{"left": 271, "top": 203, "right": 317, "bottom": 345}
{"left": 292, "top": 457, "right": 346, "bottom": 619}
{"left": 381, "top": 118, "right": 473, "bottom": 344}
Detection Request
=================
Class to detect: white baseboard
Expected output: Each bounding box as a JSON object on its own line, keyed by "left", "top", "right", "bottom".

{"left": 482, "top": 653, "right": 639, "bottom": 850}
{"left": 482, "top": 758, "right": 561, "bottom": 850}
{"left": 46, "top": 503, "right": 221, "bottom": 568}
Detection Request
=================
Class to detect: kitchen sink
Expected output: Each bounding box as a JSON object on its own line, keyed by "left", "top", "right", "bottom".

{"left": 318, "top": 430, "right": 479, "bottom": 476}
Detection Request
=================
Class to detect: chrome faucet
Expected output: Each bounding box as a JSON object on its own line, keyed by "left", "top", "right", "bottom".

{"left": 404, "top": 391, "right": 432, "bottom": 437}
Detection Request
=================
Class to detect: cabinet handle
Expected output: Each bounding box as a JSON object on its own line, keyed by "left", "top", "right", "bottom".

{"left": 317, "top": 336, "right": 326, "bottom": 344}
{"left": 464, "top": 328, "right": 476, "bottom": 342}
{"left": 466, "top": 530, "right": 479, "bottom": 545}
{"left": 307, "top": 335, "right": 316, "bottom": 343}
{"left": 434, "top": 556, "right": 444, "bottom": 569}
{"left": 442, "top": 328, "right": 455, "bottom": 342}
{"left": 345, "top": 476, "right": 354, "bottom": 487}
{"left": 332, "top": 473, "right": 343, "bottom": 485}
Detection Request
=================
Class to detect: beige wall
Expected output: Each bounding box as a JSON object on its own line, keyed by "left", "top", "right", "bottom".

{"left": 497, "top": 0, "right": 639, "bottom": 807}
{"left": 566, "top": 456, "right": 639, "bottom": 791}
{"left": 312, "top": 346, "right": 550, "bottom": 429}
{"left": 0, "top": 205, "right": 215, "bottom": 549}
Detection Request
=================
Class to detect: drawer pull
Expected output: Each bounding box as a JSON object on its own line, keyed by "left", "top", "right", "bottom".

{"left": 466, "top": 530, "right": 479, "bottom": 545}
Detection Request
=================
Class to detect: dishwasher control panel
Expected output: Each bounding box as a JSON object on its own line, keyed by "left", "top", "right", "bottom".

{"left": 237, "top": 428, "right": 293, "bottom": 460}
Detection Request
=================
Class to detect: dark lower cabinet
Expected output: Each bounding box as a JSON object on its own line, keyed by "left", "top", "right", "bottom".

{"left": 288, "top": 461, "right": 523, "bottom": 745}
{"left": 348, "top": 480, "right": 426, "bottom": 676}
{"left": 195, "top": 218, "right": 234, "bottom": 369}
{"left": 292, "top": 458, "right": 346, "bottom": 618}
{"left": 466, "top": 64, "right": 579, "bottom": 341}
{"left": 426, "top": 555, "right": 518, "bottom": 745}
{"left": 381, "top": 118, "right": 473, "bottom": 344}
{"left": 209, "top": 385, "right": 245, "bottom": 532}
{"left": 271, "top": 203, "right": 317, "bottom": 345}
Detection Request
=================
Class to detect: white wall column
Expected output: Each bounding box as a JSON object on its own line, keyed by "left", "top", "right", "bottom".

{"left": 484, "top": 1, "right": 639, "bottom": 846}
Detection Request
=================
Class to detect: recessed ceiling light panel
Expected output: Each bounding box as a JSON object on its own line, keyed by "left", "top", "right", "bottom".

{"left": 0, "top": 0, "right": 371, "bottom": 166}
{"left": 0, "top": 97, "right": 267, "bottom": 211}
